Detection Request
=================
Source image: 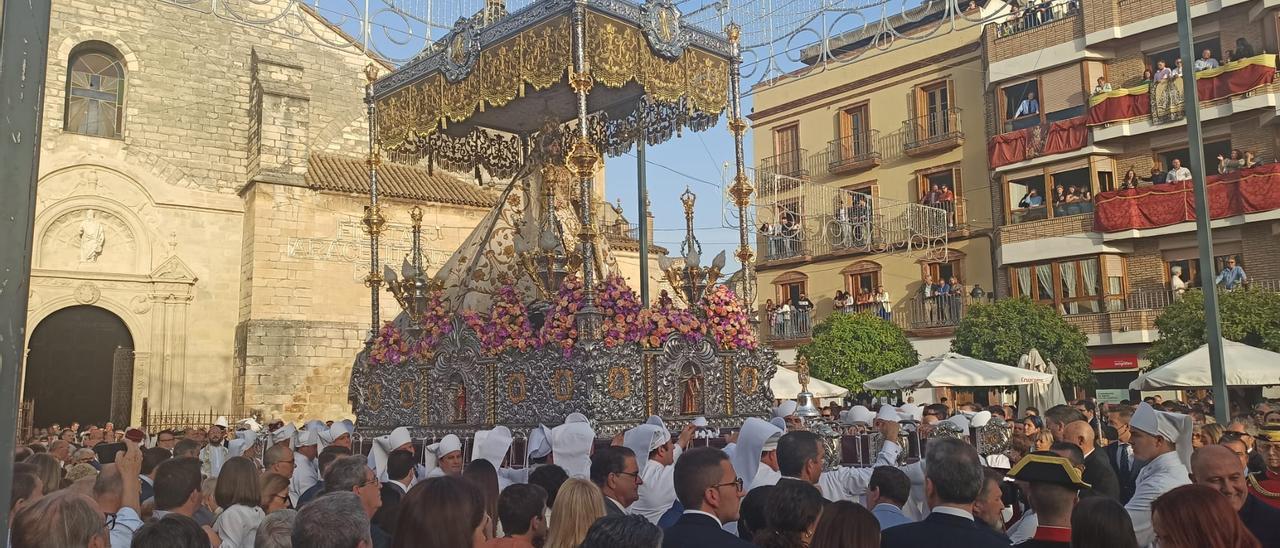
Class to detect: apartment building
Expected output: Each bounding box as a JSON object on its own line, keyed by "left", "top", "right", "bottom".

{"left": 982, "top": 0, "right": 1280, "bottom": 394}
{"left": 748, "top": 2, "right": 1003, "bottom": 362}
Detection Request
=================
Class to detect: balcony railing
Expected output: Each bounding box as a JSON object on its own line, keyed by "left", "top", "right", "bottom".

{"left": 903, "top": 108, "right": 963, "bottom": 156}
{"left": 760, "top": 149, "right": 811, "bottom": 180}
{"left": 1093, "top": 164, "right": 1280, "bottom": 233}
{"left": 994, "top": 1, "right": 1082, "bottom": 39}
{"left": 764, "top": 311, "right": 813, "bottom": 341}
{"left": 827, "top": 131, "right": 881, "bottom": 174}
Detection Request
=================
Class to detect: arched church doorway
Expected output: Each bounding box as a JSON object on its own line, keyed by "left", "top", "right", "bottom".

{"left": 25, "top": 305, "right": 134, "bottom": 428}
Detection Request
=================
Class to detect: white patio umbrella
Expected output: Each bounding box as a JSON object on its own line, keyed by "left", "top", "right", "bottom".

{"left": 1017, "top": 348, "right": 1069, "bottom": 413}
{"left": 1129, "top": 340, "right": 1280, "bottom": 390}
{"left": 770, "top": 366, "right": 849, "bottom": 399}
{"left": 863, "top": 352, "right": 1054, "bottom": 391}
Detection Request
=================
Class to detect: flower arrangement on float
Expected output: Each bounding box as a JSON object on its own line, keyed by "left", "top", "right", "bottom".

{"left": 462, "top": 284, "right": 539, "bottom": 356}
{"left": 641, "top": 298, "right": 705, "bottom": 348}
{"left": 700, "top": 284, "right": 758, "bottom": 351}
{"left": 539, "top": 275, "right": 584, "bottom": 357}
{"left": 368, "top": 321, "right": 415, "bottom": 367}
{"left": 598, "top": 275, "right": 645, "bottom": 348}
{"left": 415, "top": 288, "right": 455, "bottom": 354}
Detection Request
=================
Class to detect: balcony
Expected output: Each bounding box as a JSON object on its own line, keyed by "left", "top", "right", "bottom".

{"left": 827, "top": 132, "right": 882, "bottom": 175}
{"left": 1092, "top": 164, "right": 1280, "bottom": 234}
{"left": 764, "top": 311, "right": 813, "bottom": 343}
{"left": 759, "top": 149, "right": 811, "bottom": 180}
{"left": 1086, "top": 55, "right": 1277, "bottom": 134}
{"left": 903, "top": 108, "right": 964, "bottom": 157}
{"left": 756, "top": 199, "right": 952, "bottom": 266}
{"left": 993, "top": 1, "right": 1081, "bottom": 39}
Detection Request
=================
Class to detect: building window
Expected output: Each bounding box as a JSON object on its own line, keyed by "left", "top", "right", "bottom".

{"left": 918, "top": 166, "right": 962, "bottom": 229}
{"left": 1156, "top": 140, "right": 1232, "bottom": 175}
{"left": 836, "top": 104, "right": 871, "bottom": 159}
{"left": 1147, "top": 38, "right": 1221, "bottom": 76}
{"left": 772, "top": 124, "right": 802, "bottom": 177}
{"left": 1002, "top": 79, "right": 1040, "bottom": 130}
{"left": 1164, "top": 249, "right": 1243, "bottom": 290}
{"left": 1010, "top": 256, "right": 1125, "bottom": 315}
{"left": 1007, "top": 160, "right": 1106, "bottom": 224}
{"left": 1008, "top": 173, "right": 1048, "bottom": 223}
{"left": 772, "top": 271, "right": 808, "bottom": 305}
{"left": 65, "top": 43, "right": 125, "bottom": 138}
{"left": 915, "top": 80, "right": 954, "bottom": 140}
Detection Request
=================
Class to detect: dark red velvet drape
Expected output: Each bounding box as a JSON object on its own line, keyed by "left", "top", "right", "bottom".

{"left": 1093, "top": 163, "right": 1280, "bottom": 232}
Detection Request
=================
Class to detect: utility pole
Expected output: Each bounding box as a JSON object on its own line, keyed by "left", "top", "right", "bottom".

{"left": 637, "top": 131, "right": 650, "bottom": 306}
{"left": 1176, "top": 0, "right": 1230, "bottom": 424}
{"left": 0, "top": 0, "right": 54, "bottom": 536}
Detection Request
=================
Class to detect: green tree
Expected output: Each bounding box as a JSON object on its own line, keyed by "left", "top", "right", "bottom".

{"left": 1145, "top": 288, "right": 1280, "bottom": 368}
{"left": 951, "top": 297, "right": 1092, "bottom": 387}
{"left": 797, "top": 313, "right": 918, "bottom": 391}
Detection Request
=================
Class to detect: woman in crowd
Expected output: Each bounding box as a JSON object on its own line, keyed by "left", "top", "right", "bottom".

{"left": 580, "top": 515, "right": 663, "bottom": 548}
{"left": 1200, "top": 423, "right": 1226, "bottom": 446}
{"left": 1032, "top": 430, "right": 1054, "bottom": 452}
{"left": 259, "top": 473, "right": 291, "bottom": 514}
{"left": 1071, "top": 497, "right": 1138, "bottom": 548}
{"left": 738, "top": 485, "right": 776, "bottom": 541}
{"left": 544, "top": 478, "right": 605, "bottom": 548}
{"left": 754, "top": 479, "right": 825, "bottom": 548}
{"left": 1151, "top": 484, "right": 1260, "bottom": 548}
{"left": 1120, "top": 167, "right": 1141, "bottom": 190}
{"left": 27, "top": 454, "right": 64, "bottom": 494}
{"left": 464, "top": 458, "right": 500, "bottom": 539}
{"left": 810, "top": 500, "right": 879, "bottom": 548}
{"left": 201, "top": 477, "right": 220, "bottom": 517}
{"left": 1022, "top": 415, "right": 1043, "bottom": 438}
{"left": 393, "top": 475, "right": 489, "bottom": 548}
{"left": 10, "top": 491, "right": 110, "bottom": 548}
{"left": 1005, "top": 434, "right": 1032, "bottom": 467}
{"left": 213, "top": 456, "right": 266, "bottom": 548}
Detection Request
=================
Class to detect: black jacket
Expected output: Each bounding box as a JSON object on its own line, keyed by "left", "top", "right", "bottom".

{"left": 372, "top": 482, "right": 407, "bottom": 536}
{"left": 1103, "top": 442, "right": 1145, "bottom": 504}
{"left": 1081, "top": 448, "right": 1121, "bottom": 501}
{"left": 661, "top": 512, "right": 754, "bottom": 548}
{"left": 882, "top": 511, "right": 1012, "bottom": 548}
{"left": 605, "top": 498, "right": 626, "bottom": 517}
{"left": 1239, "top": 494, "right": 1280, "bottom": 548}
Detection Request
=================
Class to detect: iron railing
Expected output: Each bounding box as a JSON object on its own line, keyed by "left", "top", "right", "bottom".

{"left": 904, "top": 108, "right": 963, "bottom": 152}
{"left": 764, "top": 311, "right": 813, "bottom": 341}
{"left": 759, "top": 148, "right": 810, "bottom": 179}
{"left": 827, "top": 131, "right": 881, "bottom": 172}
{"left": 994, "top": 1, "right": 1082, "bottom": 38}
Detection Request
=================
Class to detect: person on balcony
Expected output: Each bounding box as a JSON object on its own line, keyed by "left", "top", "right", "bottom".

{"left": 1219, "top": 150, "right": 1247, "bottom": 174}
{"left": 1195, "top": 49, "right": 1219, "bottom": 72}
{"left": 1052, "top": 185, "right": 1068, "bottom": 216}
{"left": 1093, "top": 77, "right": 1113, "bottom": 95}
{"left": 1235, "top": 37, "right": 1256, "bottom": 59}
{"left": 939, "top": 185, "right": 957, "bottom": 228}
{"left": 876, "top": 285, "right": 892, "bottom": 321}
{"left": 1014, "top": 91, "right": 1040, "bottom": 118}
{"left": 764, "top": 299, "right": 776, "bottom": 331}
{"left": 947, "top": 277, "right": 965, "bottom": 323}
{"left": 1120, "top": 168, "right": 1141, "bottom": 190}
{"left": 775, "top": 301, "right": 792, "bottom": 337}
{"left": 1146, "top": 164, "right": 1167, "bottom": 185}
{"left": 1018, "top": 188, "right": 1044, "bottom": 209}
{"left": 1153, "top": 60, "right": 1173, "bottom": 82}
{"left": 833, "top": 290, "right": 850, "bottom": 313}
{"left": 1244, "top": 150, "right": 1259, "bottom": 169}
{"left": 1169, "top": 266, "right": 1188, "bottom": 299}
{"left": 1140, "top": 68, "right": 1154, "bottom": 85}
{"left": 969, "top": 283, "right": 987, "bottom": 301}
{"left": 1171, "top": 58, "right": 1185, "bottom": 78}
{"left": 794, "top": 293, "right": 814, "bottom": 329}
{"left": 780, "top": 217, "right": 800, "bottom": 256}
{"left": 1166, "top": 158, "right": 1192, "bottom": 182}
{"left": 1216, "top": 257, "right": 1248, "bottom": 290}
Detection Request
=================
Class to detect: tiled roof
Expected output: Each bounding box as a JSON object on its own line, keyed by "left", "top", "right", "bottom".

{"left": 605, "top": 232, "right": 668, "bottom": 255}
{"left": 305, "top": 153, "right": 498, "bottom": 208}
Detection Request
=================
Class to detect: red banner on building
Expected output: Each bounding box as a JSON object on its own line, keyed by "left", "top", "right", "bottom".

{"left": 1093, "top": 163, "right": 1280, "bottom": 233}
{"left": 988, "top": 116, "right": 1089, "bottom": 169}
{"left": 1091, "top": 355, "right": 1140, "bottom": 371}
{"left": 1085, "top": 54, "right": 1276, "bottom": 126}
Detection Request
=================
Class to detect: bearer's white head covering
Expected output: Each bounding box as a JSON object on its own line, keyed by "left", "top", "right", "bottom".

{"left": 552, "top": 414, "right": 596, "bottom": 479}
{"left": 238, "top": 418, "right": 263, "bottom": 433}
{"left": 730, "top": 417, "right": 784, "bottom": 489}
{"left": 528, "top": 424, "right": 553, "bottom": 460}
{"left": 472, "top": 426, "right": 514, "bottom": 468}
{"left": 213, "top": 416, "right": 230, "bottom": 429}
{"left": 1131, "top": 402, "right": 1194, "bottom": 470}
{"left": 422, "top": 434, "right": 463, "bottom": 477}
{"left": 969, "top": 411, "right": 993, "bottom": 428}
{"left": 943, "top": 413, "right": 971, "bottom": 431}
{"left": 646, "top": 416, "right": 667, "bottom": 428}
{"left": 272, "top": 423, "right": 297, "bottom": 449}
{"left": 840, "top": 406, "right": 876, "bottom": 426}
{"left": 769, "top": 417, "right": 787, "bottom": 431}
{"left": 228, "top": 431, "right": 259, "bottom": 457}
{"left": 876, "top": 405, "right": 902, "bottom": 422}
{"left": 623, "top": 424, "right": 670, "bottom": 475}
{"left": 295, "top": 428, "right": 321, "bottom": 449}
{"left": 369, "top": 427, "right": 413, "bottom": 481}
{"left": 898, "top": 404, "right": 924, "bottom": 422}
{"left": 773, "top": 401, "right": 798, "bottom": 419}
{"left": 320, "top": 421, "right": 355, "bottom": 450}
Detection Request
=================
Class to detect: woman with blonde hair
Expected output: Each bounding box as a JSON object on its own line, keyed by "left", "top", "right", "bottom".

{"left": 1033, "top": 430, "right": 1054, "bottom": 452}
{"left": 26, "top": 454, "right": 64, "bottom": 493}
{"left": 259, "top": 472, "right": 291, "bottom": 514}
{"left": 544, "top": 478, "right": 606, "bottom": 548}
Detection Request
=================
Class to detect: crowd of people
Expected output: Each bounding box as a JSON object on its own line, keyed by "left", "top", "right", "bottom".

{"left": 10, "top": 395, "right": 1280, "bottom": 548}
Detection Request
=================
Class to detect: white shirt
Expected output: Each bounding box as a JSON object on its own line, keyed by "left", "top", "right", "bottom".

{"left": 606, "top": 497, "right": 627, "bottom": 514}
{"left": 931, "top": 506, "right": 975, "bottom": 521}
{"left": 213, "top": 504, "right": 266, "bottom": 548}
{"left": 1167, "top": 167, "right": 1192, "bottom": 182}
{"left": 749, "top": 464, "right": 782, "bottom": 491}
{"left": 1195, "top": 58, "right": 1219, "bottom": 71}
{"left": 816, "top": 441, "right": 902, "bottom": 502}
{"left": 1006, "top": 509, "right": 1038, "bottom": 544}
{"left": 200, "top": 443, "right": 229, "bottom": 478}
{"left": 1126, "top": 451, "right": 1190, "bottom": 548}
{"left": 289, "top": 452, "right": 319, "bottom": 506}
{"left": 108, "top": 506, "right": 143, "bottom": 548}
{"left": 630, "top": 447, "right": 683, "bottom": 524}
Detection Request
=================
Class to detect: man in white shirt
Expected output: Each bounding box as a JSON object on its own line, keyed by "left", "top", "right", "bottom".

{"left": 1166, "top": 158, "right": 1192, "bottom": 182}
{"left": 97, "top": 440, "right": 144, "bottom": 548}
{"left": 1195, "top": 49, "right": 1219, "bottom": 71}
{"left": 774, "top": 420, "right": 902, "bottom": 502}
{"left": 624, "top": 421, "right": 696, "bottom": 523}
{"left": 1014, "top": 91, "right": 1039, "bottom": 118}
{"left": 199, "top": 417, "right": 230, "bottom": 478}
{"left": 289, "top": 428, "right": 322, "bottom": 506}
{"left": 1125, "top": 402, "right": 1193, "bottom": 547}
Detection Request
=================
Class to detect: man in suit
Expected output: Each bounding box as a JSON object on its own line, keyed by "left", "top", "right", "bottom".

{"left": 323, "top": 455, "right": 390, "bottom": 548}
{"left": 372, "top": 449, "right": 415, "bottom": 535}
{"left": 139, "top": 447, "right": 171, "bottom": 504}
{"left": 1104, "top": 404, "right": 1144, "bottom": 503}
{"left": 866, "top": 466, "right": 913, "bottom": 530}
{"left": 880, "top": 438, "right": 1010, "bottom": 548}
{"left": 1062, "top": 421, "right": 1120, "bottom": 500}
{"left": 662, "top": 447, "right": 753, "bottom": 548}
{"left": 591, "top": 445, "right": 642, "bottom": 516}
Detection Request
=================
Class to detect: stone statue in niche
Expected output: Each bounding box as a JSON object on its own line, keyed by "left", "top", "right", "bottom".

{"left": 79, "top": 210, "right": 106, "bottom": 263}
{"left": 679, "top": 362, "right": 704, "bottom": 415}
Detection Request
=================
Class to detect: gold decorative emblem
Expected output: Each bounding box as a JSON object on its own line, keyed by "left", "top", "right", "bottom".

{"left": 552, "top": 369, "right": 575, "bottom": 401}
{"left": 400, "top": 381, "right": 415, "bottom": 409}
{"left": 368, "top": 384, "right": 383, "bottom": 411}
{"left": 508, "top": 373, "right": 528, "bottom": 404}
{"left": 738, "top": 367, "right": 760, "bottom": 393}
{"left": 607, "top": 367, "right": 631, "bottom": 399}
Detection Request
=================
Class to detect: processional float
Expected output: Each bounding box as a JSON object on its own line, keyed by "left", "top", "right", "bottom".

{"left": 346, "top": 0, "right": 778, "bottom": 444}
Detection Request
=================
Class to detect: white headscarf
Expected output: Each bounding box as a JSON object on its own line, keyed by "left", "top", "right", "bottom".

{"left": 773, "top": 401, "right": 798, "bottom": 419}
{"left": 369, "top": 427, "right": 413, "bottom": 481}
{"left": 528, "top": 424, "right": 553, "bottom": 460}
{"left": 623, "top": 424, "right": 670, "bottom": 475}
{"left": 295, "top": 428, "right": 321, "bottom": 449}
{"left": 228, "top": 431, "right": 259, "bottom": 457}
{"left": 769, "top": 417, "right": 787, "bottom": 431}
{"left": 422, "top": 434, "right": 463, "bottom": 477}
{"left": 472, "top": 426, "right": 514, "bottom": 469}
{"left": 1131, "top": 402, "right": 1194, "bottom": 470}
{"left": 730, "top": 417, "right": 783, "bottom": 489}
{"left": 839, "top": 406, "right": 875, "bottom": 426}
{"left": 319, "top": 421, "right": 354, "bottom": 451}
{"left": 552, "top": 414, "right": 595, "bottom": 479}
{"left": 272, "top": 423, "right": 297, "bottom": 449}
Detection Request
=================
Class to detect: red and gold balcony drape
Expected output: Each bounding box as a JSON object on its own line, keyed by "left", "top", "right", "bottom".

{"left": 987, "top": 116, "right": 1088, "bottom": 168}
{"left": 1086, "top": 54, "right": 1277, "bottom": 126}
{"left": 1093, "top": 163, "right": 1280, "bottom": 232}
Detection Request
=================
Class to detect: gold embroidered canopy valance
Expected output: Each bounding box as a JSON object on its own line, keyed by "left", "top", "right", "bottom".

{"left": 372, "top": 0, "right": 732, "bottom": 153}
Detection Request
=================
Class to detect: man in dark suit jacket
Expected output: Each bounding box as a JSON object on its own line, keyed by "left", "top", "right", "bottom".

{"left": 592, "top": 446, "right": 641, "bottom": 517}
{"left": 372, "top": 449, "right": 415, "bottom": 535}
{"left": 881, "top": 438, "right": 1010, "bottom": 548}
{"left": 662, "top": 447, "right": 754, "bottom": 548}
{"left": 1191, "top": 444, "right": 1280, "bottom": 548}
{"left": 139, "top": 447, "right": 171, "bottom": 504}
{"left": 1104, "top": 404, "right": 1146, "bottom": 503}
{"left": 1062, "top": 421, "right": 1119, "bottom": 500}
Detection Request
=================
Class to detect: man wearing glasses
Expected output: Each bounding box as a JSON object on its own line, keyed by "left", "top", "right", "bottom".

{"left": 1247, "top": 423, "right": 1280, "bottom": 509}
{"left": 662, "top": 447, "right": 752, "bottom": 548}
{"left": 591, "top": 445, "right": 644, "bottom": 516}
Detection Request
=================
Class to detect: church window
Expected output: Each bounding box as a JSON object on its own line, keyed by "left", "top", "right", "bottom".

{"left": 65, "top": 43, "right": 125, "bottom": 138}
